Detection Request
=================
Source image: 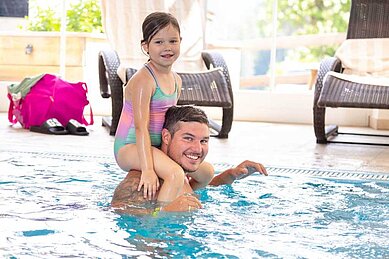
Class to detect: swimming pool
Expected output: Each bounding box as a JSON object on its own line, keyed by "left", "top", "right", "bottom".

{"left": 1, "top": 150, "right": 388, "bottom": 258}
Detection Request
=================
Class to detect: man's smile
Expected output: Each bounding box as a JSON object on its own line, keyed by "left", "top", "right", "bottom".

{"left": 184, "top": 153, "right": 202, "bottom": 161}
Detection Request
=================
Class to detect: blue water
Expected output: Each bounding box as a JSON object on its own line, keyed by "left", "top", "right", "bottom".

{"left": 1, "top": 151, "right": 389, "bottom": 258}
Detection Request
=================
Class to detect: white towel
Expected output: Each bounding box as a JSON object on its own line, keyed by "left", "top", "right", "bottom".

{"left": 335, "top": 38, "right": 389, "bottom": 77}
{"left": 331, "top": 38, "right": 389, "bottom": 86}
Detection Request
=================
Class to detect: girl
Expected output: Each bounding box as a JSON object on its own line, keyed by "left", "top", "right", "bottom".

{"left": 114, "top": 12, "right": 213, "bottom": 203}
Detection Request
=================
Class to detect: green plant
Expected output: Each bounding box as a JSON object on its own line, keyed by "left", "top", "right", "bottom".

{"left": 26, "top": 5, "right": 61, "bottom": 31}
{"left": 25, "top": 0, "right": 103, "bottom": 33}
{"left": 66, "top": 0, "right": 102, "bottom": 33}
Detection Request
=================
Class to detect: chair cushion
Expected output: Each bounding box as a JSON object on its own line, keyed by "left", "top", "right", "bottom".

{"left": 335, "top": 38, "right": 389, "bottom": 77}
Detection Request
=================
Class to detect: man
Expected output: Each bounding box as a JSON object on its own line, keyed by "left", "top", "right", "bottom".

{"left": 111, "top": 106, "right": 267, "bottom": 214}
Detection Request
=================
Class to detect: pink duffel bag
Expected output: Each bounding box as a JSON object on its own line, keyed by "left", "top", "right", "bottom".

{"left": 7, "top": 74, "right": 93, "bottom": 129}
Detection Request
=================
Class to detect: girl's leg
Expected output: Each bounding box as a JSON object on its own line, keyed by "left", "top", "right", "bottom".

{"left": 186, "top": 161, "right": 214, "bottom": 191}
{"left": 117, "top": 144, "right": 185, "bottom": 202}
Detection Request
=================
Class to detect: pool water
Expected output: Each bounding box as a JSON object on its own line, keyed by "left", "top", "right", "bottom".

{"left": 1, "top": 151, "right": 388, "bottom": 258}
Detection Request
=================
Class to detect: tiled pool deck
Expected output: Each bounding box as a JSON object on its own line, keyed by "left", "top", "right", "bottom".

{"left": 1, "top": 114, "right": 389, "bottom": 174}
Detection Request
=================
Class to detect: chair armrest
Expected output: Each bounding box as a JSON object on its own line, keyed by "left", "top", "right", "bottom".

{"left": 201, "top": 51, "right": 234, "bottom": 138}
{"left": 98, "top": 50, "right": 121, "bottom": 98}
{"left": 201, "top": 51, "right": 232, "bottom": 89}
{"left": 98, "top": 53, "right": 109, "bottom": 98}
{"left": 314, "top": 57, "right": 342, "bottom": 105}
{"left": 98, "top": 49, "right": 123, "bottom": 135}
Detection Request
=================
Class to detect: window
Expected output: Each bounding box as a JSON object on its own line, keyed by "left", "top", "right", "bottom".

{"left": 206, "top": 0, "right": 351, "bottom": 91}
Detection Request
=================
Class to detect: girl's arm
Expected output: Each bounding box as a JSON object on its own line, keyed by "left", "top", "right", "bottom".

{"left": 128, "top": 71, "right": 159, "bottom": 200}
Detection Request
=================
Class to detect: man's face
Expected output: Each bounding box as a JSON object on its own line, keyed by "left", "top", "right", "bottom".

{"left": 162, "top": 121, "right": 209, "bottom": 173}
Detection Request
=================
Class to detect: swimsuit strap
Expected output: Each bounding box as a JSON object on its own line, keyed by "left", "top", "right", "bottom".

{"left": 144, "top": 63, "right": 160, "bottom": 87}
{"left": 173, "top": 71, "right": 178, "bottom": 89}
{"left": 144, "top": 63, "right": 178, "bottom": 93}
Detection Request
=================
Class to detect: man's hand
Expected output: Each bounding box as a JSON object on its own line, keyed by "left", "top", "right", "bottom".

{"left": 161, "top": 193, "right": 202, "bottom": 212}
{"left": 138, "top": 169, "right": 160, "bottom": 200}
{"left": 233, "top": 160, "right": 268, "bottom": 179}
{"left": 209, "top": 160, "right": 267, "bottom": 186}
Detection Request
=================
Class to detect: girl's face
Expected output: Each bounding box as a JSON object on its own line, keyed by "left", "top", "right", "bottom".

{"left": 143, "top": 24, "right": 181, "bottom": 67}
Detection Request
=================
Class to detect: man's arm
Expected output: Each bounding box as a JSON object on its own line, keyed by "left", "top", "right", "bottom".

{"left": 208, "top": 160, "right": 268, "bottom": 186}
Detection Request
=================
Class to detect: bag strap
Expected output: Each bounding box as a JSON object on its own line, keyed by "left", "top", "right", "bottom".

{"left": 7, "top": 93, "right": 17, "bottom": 124}
{"left": 82, "top": 104, "right": 94, "bottom": 126}
{"left": 80, "top": 83, "right": 94, "bottom": 126}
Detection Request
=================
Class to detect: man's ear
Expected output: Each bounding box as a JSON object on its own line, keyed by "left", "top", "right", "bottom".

{"left": 161, "top": 128, "right": 171, "bottom": 145}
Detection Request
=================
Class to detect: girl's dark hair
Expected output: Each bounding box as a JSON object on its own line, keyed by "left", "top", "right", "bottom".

{"left": 163, "top": 106, "right": 209, "bottom": 136}
{"left": 141, "top": 12, "right": 181, "bottom": 44}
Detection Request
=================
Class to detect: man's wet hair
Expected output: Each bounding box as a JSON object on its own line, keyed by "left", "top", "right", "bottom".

{"left": 163, "top": 106, "right": 209, "bottom": 136}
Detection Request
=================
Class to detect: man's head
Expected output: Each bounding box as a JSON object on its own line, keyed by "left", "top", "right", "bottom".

{"left": 161, "top": 106, "right": 210, "bottom": 173}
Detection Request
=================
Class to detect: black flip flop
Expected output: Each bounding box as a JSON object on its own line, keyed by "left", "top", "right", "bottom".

{"left": 30, "top": 118, "right": 69, "bottom": 135}
{"left": 66, "top": 119, "right": 89, "bottom": 136}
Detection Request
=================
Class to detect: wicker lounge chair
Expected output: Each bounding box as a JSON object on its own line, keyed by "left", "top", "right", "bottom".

{"left": 98, "top": 49, "right": 233, "bottom": 138}
{"left": 313, "top": 0, "right": 389, "bottom": 145}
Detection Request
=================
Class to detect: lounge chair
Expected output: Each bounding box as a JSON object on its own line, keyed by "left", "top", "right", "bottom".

{"left": 98, "top": 50, "right": 233, "bottom": 138}
{"left": 313, "top": 0, "right": 389, "bottom": 145}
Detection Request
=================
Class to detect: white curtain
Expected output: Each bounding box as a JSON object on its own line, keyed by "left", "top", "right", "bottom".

{"left": 100, "top": 0, "right": 207, "bottom": 81}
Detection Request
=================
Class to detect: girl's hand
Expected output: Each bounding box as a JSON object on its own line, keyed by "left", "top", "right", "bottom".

{"left": 138, "top": 169, "right": 160, "bottom": 200}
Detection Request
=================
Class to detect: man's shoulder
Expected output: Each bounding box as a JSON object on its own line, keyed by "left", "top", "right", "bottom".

{"left": 111, "top": 170, "right": 146, "bottom": 207}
